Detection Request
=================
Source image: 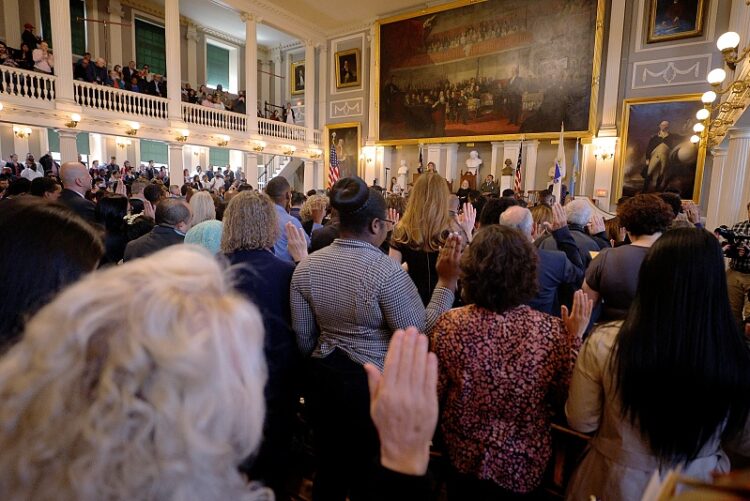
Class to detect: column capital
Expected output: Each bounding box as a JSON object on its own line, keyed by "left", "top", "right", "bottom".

{"left": 710, "top": 146, "right": 728, "bottom": 157}
{"left": 728, "top": 128, "right": 750, "bottom": 140}
{"left": 57, "top": 128, "right": 79, "bottom": 139}
{"left": 305, "top": 39, "right": 315, "bottom": 48}
{"left": 240, "top": 12, "right": 257, "bottom": 23}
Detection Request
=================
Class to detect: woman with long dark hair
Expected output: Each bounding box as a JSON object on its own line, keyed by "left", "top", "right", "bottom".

{"left": 566, "top": 228, "right": 750, "bottom": 500}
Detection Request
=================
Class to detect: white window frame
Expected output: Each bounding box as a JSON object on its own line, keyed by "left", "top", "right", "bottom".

{"left": 204, "top": 37, "right": 238, "bottom": 94}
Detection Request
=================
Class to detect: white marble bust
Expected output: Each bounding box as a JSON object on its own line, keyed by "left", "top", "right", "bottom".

{"left": 465, "top": 150, "right": 482, "bottom": 175}
{"left": 397, "top": 159, "right": 409, "bottom": 191}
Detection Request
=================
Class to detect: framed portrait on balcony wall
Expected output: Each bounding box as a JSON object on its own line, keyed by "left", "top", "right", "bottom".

{"left": 375, "top": 0, "right": 605, "bottom": 144}
{"left": 647, "top": 0, "right": 707, "bottom": 43}
{"left": 291, "top": 60, "right": 305, "bottom": 96}
{"left": 616, "top": 95, "right": 706, "bottom": 203}
{"left": 325, "top": 122, "right": 361, "bottom": 185}
{"left": 335, "top": 49, "right": 361, "bottom": 89}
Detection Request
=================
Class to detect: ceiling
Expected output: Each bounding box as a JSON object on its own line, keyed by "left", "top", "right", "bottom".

{"left": 264, "top": 0, "right": 431, "bottom": 32}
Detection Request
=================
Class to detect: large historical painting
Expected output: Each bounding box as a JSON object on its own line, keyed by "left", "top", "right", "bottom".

{"left": 325, "top": 123, "right": 361, "bottom": 184}
{"left": 618, "top": 96, "right": 705, "bottom": 202}
{"left": 376, "top": 0, "right": 604, "bottom": 143}
{"left": 647, "top": 0, "right": 706, "bottom": 43}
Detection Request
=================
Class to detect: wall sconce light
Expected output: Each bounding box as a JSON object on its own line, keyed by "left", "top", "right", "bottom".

{"left": 283, "top": 145, "right": 296, "bottom": 156}
{"left": 126, "top": 122, "right": 140, "bottom": 136}
{"left": 252, "top": 140, "right": 266, "bottom": 152}
{"left": 116, "top": 137, "right": 132, "bottom": 149}
{"left": 309, "top": 148, "right": 322, "bottom": 159}
{"left": 592, "top": 137, "right": 616, "bottom": 160}
{"left": 0, "top": 102, "right": 4, "bottom": 112}
{"left": 716, "top": 31, "right": 750, "bottom": 71}
{"left": 65, "top": 113, "right": 81, "bottom": 128}
{"left": 216, "top": 134, "right": 229, "bottom": 147}
{"left": 176, "top": 129, "right": 189, "bottom": 143}
{"left": 13, "top": 126, "right": 32, "bottom": 139}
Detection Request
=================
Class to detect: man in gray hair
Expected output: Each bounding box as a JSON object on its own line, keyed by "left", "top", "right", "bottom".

{"left": 124, "top": 199, "right": 192, "bottom": 261}
{"left": 500, "top": 204, "right": 584, "bottom": 314}
{"left": 535, "top": 199, "right": 609, "bottom": 269}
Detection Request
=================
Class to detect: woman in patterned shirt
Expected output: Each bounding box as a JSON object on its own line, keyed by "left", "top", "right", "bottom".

{"left": 432, "top": 225, "right": 592, "bottom": 499}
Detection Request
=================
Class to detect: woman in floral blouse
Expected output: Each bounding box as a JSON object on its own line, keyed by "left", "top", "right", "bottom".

{"left": 432, "top": 225, "right": 592, "bottom": 500}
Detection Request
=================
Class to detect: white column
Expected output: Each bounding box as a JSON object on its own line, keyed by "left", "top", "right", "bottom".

{"left": 164, "top": 0, "right": 182, "bottom": 120}
{"left": 719, "top": 129, "right": 750, "bottom": 226}
{"left": 115, "top": 142, "right": 128, "bottom": 166}
{"left": 168, "top": 143, "right": 185, "bottom": 186}
{"left": 445, "top": 144, "right": 458, "bottom": 182}
{"left": 50, "top": 0, "right": 75, "bottom": 103}
{"left": 285, "top": 51, "right": 292, "bottom": 107}
{"left": 13, "top": 131, "right": 30, "bottom": 159}
{"left": 523, "top": 140, "right": 539, "bottom": 193}
{"left": 186, "top": 24, "right": 199, "bottom": 88}
{"left": 706, "top": 146, "right": 728, "bottom": 231}
{"left": 600, "top": 0, "right": 626, "bottom": 130}
{"left": 367, "top": 24, "right": 378, "bottom": 141}
{"left": 303, "top": 159, "right": 314, "bottom": 193}
{"left": 304, "top": 41, "right": 316, "bottom": 143}
{"left": 243, "top": 13, "right": 259, "bottom": 134}
{"left": 3, "top": 0, "right": 21, "bottom": 49}
{"left": 318, "top": 45, "right": 328, "bottom": 131}
{"left": 245, "top": 152, "right": 258, "bottom": 185}
{"left": 426, "top": 145, "right": 441, "bottom": 171}
{"left": 578, "top": 142, "right": 595, "bottom": 197}
{"left": 89, "top": 134, "right": 104, "bottom": 164}
{"left": 490, "top": 141, "right": 503, "bottom": 179}
{"left": 108, "top": 0, "right": 123, "bottom": 67}
{"left": 272, "top": 48, "right": 282, "bottom": 106}
{"left": 314, "top": 160, "right": 324, "bottom": 190}
{"left": 593, "top": 156, "right": 616, "bottom": 212}
{"left": 58, "top": 129, "right": 79, "bottom": 163}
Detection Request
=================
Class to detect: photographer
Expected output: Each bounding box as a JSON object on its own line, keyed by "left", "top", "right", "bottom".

{"left": 722, "top": 201, "right": 750, "bottom": 332}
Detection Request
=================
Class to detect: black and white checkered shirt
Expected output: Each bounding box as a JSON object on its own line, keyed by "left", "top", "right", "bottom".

{"left": 291, "top": 238, "right": 454, "bottom": 370}
{"left": 731, "top": 220, "right": 750, "bottom": 273}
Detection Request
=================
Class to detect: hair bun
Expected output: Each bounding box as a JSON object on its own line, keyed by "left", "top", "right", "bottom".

{"left": 330, "top": 177, "right": 370, "bottom": 214}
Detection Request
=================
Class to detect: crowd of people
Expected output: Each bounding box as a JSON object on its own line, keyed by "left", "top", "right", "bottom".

{"left": 0, "top": 157, "right": 749, "bottom": 501}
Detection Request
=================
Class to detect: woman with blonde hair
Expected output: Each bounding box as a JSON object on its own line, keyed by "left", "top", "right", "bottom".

{"left": 390, "top": 171, "right": 475, "bottom": 305}
{"left": 0, "top": 246, "right": 270, "bottom": 500}
{"left": 189, "top": 190, "right": 216, "bottom": 226}
{"left": 222, "top": 190, "right": 301, "bottom": 499}
{"left": 300, "top": 193, "right": 328, "bottom": 236}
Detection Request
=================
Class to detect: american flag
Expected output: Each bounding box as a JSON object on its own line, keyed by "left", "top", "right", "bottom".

{"left": 328, "top": 136, "right": 340, "bottom": 188}
{"left": 514, "top": 141, "right": 523, "bottom": 195}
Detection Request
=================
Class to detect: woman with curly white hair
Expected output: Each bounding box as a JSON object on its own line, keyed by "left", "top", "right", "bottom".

{"left": 0, "top": 245, "right": 270, "bottom": 501}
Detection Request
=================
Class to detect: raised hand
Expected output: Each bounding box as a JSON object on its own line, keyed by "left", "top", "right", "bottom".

{"left": 435, "top": 232, "right": 463, "bottom": 290}
{"left": 458, "top": 202, "right": 476, "bottom": 241}
{"left": 364, "top": 327, "right": 438, "bottom": 476}
{"left": 143, "top": 200, "right": 155, "bottom": 220}
{"left": 286, "top": 221, "right": 308, "bottom": 264}
{"left": 388, "top": 207, "right": 401, "bottom": 226}
{"left": 543, "top": 203, "right": 567, "bottom": 233}
{"left": 587, "top": 213, "right": 605, "bottom": 235}
{"left": 561, "top": 290, "right": 594, "bottom": 339}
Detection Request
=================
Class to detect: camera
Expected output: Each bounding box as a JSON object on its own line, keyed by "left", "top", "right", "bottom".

{"left": 715, "top": 226, "right": 750, "bottom": 259}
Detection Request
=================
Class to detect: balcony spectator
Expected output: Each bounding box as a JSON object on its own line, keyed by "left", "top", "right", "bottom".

{"left": 5, "top": 154, "right": 22, "bottom": 177}
{"left": 21, "top": 23, "right": 40, "bottom": 51}
{"left": 92, "top": 57, "right": 108, "bottom": 84}
{"left": 15, "top": 42, "right": 33, "bottom": 70}
{"left": 211, "top": 93, "right": 225, "bottom": 110}
{"left": 127, "top": 76, "right": 140, "bottom": 93}
{"left": 122, "top": 60, "right": 137, "bottom": 83}
{"left": 232, "top": 92, "right": 246, "bottom": 114}
{"left": 109, "top": 69, "right": 124, "bottom": 88}
{"left": 0, "top": 41, "right": 17, "bottom": 67}
{"left": 283, "top": 102, "right": 295, "bottom": 124}
{"left": 201, "top": 93, "right": 213, "bottom": 107}
{"left": 73, "top": 56, "right": 93, "bottom": 82}
{"left": 147, "top": 74, "right": 166, "bottom": 97}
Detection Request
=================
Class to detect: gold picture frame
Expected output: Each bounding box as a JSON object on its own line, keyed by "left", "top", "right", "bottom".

{"left": 647, "top": 0, "right": 707, "bottom": 44}
{"left": 335, "top": 48, "right": 361, "bottom": 89}
{"left": 291, "top": 60, "right": 305, "bottom": 96}
{"left": 616, "top": 94, "right": 706, "bottom": 203}
{"left": 324, "top": 122, "right": 362, "bottom": 187}
{"left": 374, "top": 0, "right": 606, "bottom": 145}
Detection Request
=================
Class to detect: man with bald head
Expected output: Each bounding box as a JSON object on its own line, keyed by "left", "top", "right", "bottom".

{"left": 500, "top": 203, "right": 584, "bottom": 314}
{"left": 123, "top": 199, "right": 192, "bottom": 261}
{"left": 59, "top": 161, "right": 96, "bottom": 223}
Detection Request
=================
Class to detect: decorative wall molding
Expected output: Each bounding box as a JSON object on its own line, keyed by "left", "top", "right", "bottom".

{"left": 198, "top": 25, "right": 245, "bottom": 47}
{"left": 330, "top": 32, "right": 367, "bottom": 97}
{"left": 633, "top": 0, "right": 718, "bottom": 53}
{"left": 330, "top": 98, "right": 364, "bottom": 118}
{"left": 632, "top": 54, "right": 712, "bottom": 89}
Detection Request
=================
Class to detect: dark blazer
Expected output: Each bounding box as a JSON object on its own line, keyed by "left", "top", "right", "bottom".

{"left": 122, "top": 66, "right": 136, "bottom": 84}
{"left": 59, "top": 189, "right": 96, "bottom": 224}
{"left": 533, "top": 225, "right": 588, "bottom": 312}
{"left": 147, "top": 80, "right": 167, "bottom": 98}
{"left": 123, "top": 225, "right": 184, "bottom": 261}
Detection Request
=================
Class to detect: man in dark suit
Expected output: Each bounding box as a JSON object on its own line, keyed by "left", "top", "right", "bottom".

{"left": 500, "top": 204, "right": 584, "bottom": 315}
{"left": 123, "top": 199, "right": 191, "bottom": 261}
{"left": 147, "top": 74, "right": 167, "bottom": 98}
{"left": 505, "top": 66, "right": 524, "bottom": 126}
{"left": 59, "top": 161, "right": 96, "bottom": 224}
{"left": 21, "top": 23, "right": 40, "bottom": 51}
{"left": 122, "top": 60, "right": 137, "bottom": 84}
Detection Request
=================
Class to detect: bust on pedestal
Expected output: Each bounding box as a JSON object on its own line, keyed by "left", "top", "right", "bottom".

{"left": 397, "top": 160, "right": 409, "bottom": 193}
{"left": 501, "top": 158, "right": 514, "bottom": 192}
{"left": 465, "top": 150, "right": 482, "bottom": 176}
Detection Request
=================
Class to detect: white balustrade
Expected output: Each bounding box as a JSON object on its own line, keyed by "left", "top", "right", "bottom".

{"left": 74, "top": 81, "right": 169, "bottom": 119}
{"left": 0, "top": 66, "right": 56, "bottom": 103}
{"left": 258, "top": 118, "right": 307, "bottom": 143}
{"left": 314, "top": 130, "right": 322, "bottom": 146}
{"left": 182, "top": 102, "right": 247, "bottom": 132}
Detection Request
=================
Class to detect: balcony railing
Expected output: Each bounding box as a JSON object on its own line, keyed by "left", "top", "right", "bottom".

{"left": 0, "top": 66, "right": 56, "bottom": 103}
{"left": 258, "top": 118, "right": 307, "bottom": 143}
{"left": 182, "top": 102, "right": 247, "bottom": 132}
{"left": 314, "top": 130, "right": 322, "bottom": 146}
{"left": 74, "top": 81, "right": 169, "bottom": 119}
